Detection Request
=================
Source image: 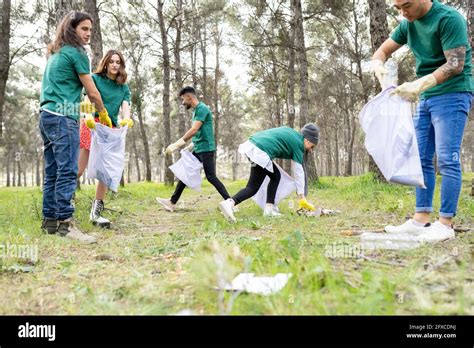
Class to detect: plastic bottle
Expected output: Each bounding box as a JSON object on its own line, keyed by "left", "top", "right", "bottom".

{"left": 361, "top": 232, "right": 421, "bottom": 250}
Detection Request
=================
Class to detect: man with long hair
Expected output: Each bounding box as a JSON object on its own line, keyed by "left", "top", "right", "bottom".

{"left": 39, "top": 11, "right": 112, "bottom": 243}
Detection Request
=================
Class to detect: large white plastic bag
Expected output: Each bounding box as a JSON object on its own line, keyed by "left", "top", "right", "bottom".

{"left": 87, "top": 123, "right": 128, "bottom": 192}
{"left": 169, "top": 150, "right": 203, "bottom": 191}
{"left": 359, "top": 85, "right": 425, "bottom": 187}
{"left": 252, "top": 162, "right": 296, "bottom": 210}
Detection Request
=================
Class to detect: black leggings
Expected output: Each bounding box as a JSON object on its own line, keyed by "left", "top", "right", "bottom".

{"left": 232, "top": 162, "right": 281, "bottom": 205}
{"left": 170, "top": 151, "right": 230, "bottom": 204}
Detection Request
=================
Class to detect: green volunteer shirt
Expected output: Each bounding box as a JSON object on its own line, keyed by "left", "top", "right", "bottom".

{"left": 192, "top": 102, "right": 216, "bottom": 153}
{"left": 91, "top": 74, "right": 131, "bottom": 127}
{"left": 40, "top": 45, "right": 90, "bottom": 121}
{"left": 390, "top": 0, "right": 474, "bottom": 98}
{"left": 249, "top": 126, "right": 305, "bottom": 164}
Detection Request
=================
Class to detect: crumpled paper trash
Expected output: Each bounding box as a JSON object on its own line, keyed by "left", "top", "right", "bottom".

{"left": 221, "top": 273, "right": 292, "bottom": 296}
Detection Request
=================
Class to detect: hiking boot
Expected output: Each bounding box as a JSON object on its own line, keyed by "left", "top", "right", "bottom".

{"left": 41, "top": 218, "right": 58, "bottom": 234}
{"left": 219, "top": 199, "right": 236, "bottom": 223}
{"left": 90, "top": 199, "right": 111, "bottom": 228}
{"left": 156, "top": 197, "right": 175, "bottom": 212}
{"left": 384, "top": 218, "right": 430, "bottom": 235}
{"left": 57, "top": 219, "right": 97, "bottom": 244}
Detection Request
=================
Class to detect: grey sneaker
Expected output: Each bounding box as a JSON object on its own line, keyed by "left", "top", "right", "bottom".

{"left": 57, "top": 219, "right": 97, "bottom": 244}
{"left": 90, "top": 199, "right": 111, "bottom": 228}
{"left": 156, "top": 197, "right": 175, "bottom": 212}
{"left": 41, "top": 218, "right": 58, "bottom": 234}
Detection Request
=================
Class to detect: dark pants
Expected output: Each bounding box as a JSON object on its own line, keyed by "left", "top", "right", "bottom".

{"left": 232, "top": 162, "right": 280, "bottom": 205}
{"left": 170, "top": 151, "right": 230, "bottom": 204}
{"left": 39, "top": 110, "right": 80, "bottom": 220}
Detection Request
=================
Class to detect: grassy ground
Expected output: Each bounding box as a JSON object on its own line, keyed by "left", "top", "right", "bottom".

{"left": 0, "top": 173, "right": 473, "bottom": 315}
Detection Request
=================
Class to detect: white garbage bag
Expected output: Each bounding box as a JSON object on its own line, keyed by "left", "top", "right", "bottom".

{"left": 87, "top": 123, "right": 128, "bottom": 192}
{"left": 359, "top": 85, "right": 425, "bottom": 187}
{"left": 169, "top": 150, "right": 203, "bottom": 191}
{"left": 252, "top": 162, "right": 296, "bottom": 210}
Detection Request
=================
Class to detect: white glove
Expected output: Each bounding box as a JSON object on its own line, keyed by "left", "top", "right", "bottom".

{"left": 371, "top": 59, "right": 387, "bottom": 88}
{"left": 183, "top": 142, "right": 194, "bottom": 152}
{"left": 165, "top": 138, "right": 186, "bottom": 155}
{"left": 391, "top": 74, "right": 437, "bottom": 102}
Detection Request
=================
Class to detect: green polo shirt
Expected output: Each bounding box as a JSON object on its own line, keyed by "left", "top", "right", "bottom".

{"left": 249, "top": 126, "right": 305, "bottom": 164}
{"left": 40, "top": 45, "right": 90, "bottom": 120}
{"left": 91, "top": 74, "right": 131, "bottom": 127}
{"left": 192, "top": 102, "right": 216, "bottom": 153}
{"left": 390, "top": 0, "right": 474, "bottom": 98}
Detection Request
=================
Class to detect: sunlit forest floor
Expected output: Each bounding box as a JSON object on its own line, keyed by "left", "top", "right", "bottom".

{"left": 1, "top": 173, "right": 473, "bottom": 315}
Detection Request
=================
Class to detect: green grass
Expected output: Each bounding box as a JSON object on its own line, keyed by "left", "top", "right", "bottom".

{"left": 0, "top": 173, "right": 473, "bottom": 315}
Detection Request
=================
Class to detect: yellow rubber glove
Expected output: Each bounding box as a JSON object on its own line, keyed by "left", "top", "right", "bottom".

{"left": 298, "top": 198, "right": 315, "bottom": 211}
{"left": 98, "top": 109, "right": 112, "bottom": 128}
{"left": 84, "top": 115, "right": 96, "bottom": 129}
{"left": 391, "top": 74, "right": 437, "bottom": 102}
{"left": 165, "top": 138, "right": 186, "bottom": 155}
{"left": 119, "top": 118, "right": 134, "bottom": 128}
{"left": 370, "top": 59, "right": 387, "bottom": 88}
{"left": 80, "top": 101, "right": 95, "bottom": 114}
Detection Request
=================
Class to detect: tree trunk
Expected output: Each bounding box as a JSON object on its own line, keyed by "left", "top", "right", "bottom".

{"left": 287, "top": 19, "right": 296, "bottom": 130}
{"left": 84, "top": 0, "right": 103, "bottom": 71}
{"left": 6, "top": 149, "right": 10, "bottom": 187}
{"left": 368, "top": 0, "right": 389, "bottom": 181}
{"left": 200, "top": 24, "right": 208, "bottom": 104}
{"left": 55, "top": 0, "right": 76, "bottom": 25}
{"left": 157, "top": 0, "right": 174, "bottom": 185}
{"left": 0, "top": 0, "right": 11, "bottom": 141}
{"left": 213, "top": 22, "right": 221, "bottom": 145}
{"left": 174, "top": 0, "right": 185, "bottom": 137}
{"left": 292, "top": 0, "right": 318, "bottom": 182}
{"left": 133, "top": 74, "right": 152, "bottom": 181}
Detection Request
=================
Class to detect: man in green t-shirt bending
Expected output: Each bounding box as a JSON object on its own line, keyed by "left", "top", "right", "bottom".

{"left": 156, "top": 86, "right": 231, "bottom": 211}
{"left": 371, "top": 0, "right": 473, "bottom": 242}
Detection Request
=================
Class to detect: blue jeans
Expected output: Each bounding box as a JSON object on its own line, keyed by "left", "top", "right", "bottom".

{"left": 414, "top": 92, "right": 473, "bottom": 218}
{"left": 39, "top": 110, "right": 80, "bottom": 220}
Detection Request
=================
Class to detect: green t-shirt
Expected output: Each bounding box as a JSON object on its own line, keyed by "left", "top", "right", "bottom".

{"left": 192, "top": 102, "right": 216, "bottom": 153}
{"left": 91, "top": 74, "right": 131, "bottom": 127}
{"left": 40, "top": 45, "right": 90, "bottom": 120}
{"left": 249, "top": 126, "right": 305, "bottom": 164}
{"left": 390, "top": 0, "right": 474, "bottom": 98}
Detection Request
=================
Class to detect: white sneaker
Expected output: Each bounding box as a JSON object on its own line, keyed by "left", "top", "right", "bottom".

{"left": 384, "top": 219, "right": 430, "bottom": 235}
{"left": 263, "top": 204, "right": 282, "bottom": 217}
{"left": 417, "top": 221, "right": 455, "bottom": 243}
{"left": 156, "top": 197, "right": 175, "bottom": 212}
{"left": 219, "top": 199, "right": 236, "bottom": 223}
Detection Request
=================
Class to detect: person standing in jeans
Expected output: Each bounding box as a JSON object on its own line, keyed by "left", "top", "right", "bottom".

{"left": 156, "top": 86, "right": 231, "bottom": 211}
{"left": 370, "top": 0, "right": 474, "bottom": 242}
{"left": 39, "top": 11, "right": 112, "bottom": 243}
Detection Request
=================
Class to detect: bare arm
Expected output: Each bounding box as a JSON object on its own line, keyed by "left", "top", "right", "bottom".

{"left": 372, "top": 38, "right": 403, "bottom": 62}
{"left": 432, "top": 46, "right": 466, "bottom": 84}
{"left": 182, "top": 121, "right": 203, "bottom": 141}
{"left": 121, "top": 101, "right": 131, "bottom": 119}
{"left": 79, "top": 74, "right": 105, "bottom": 112}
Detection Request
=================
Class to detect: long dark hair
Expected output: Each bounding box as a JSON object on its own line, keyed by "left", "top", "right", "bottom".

{"left": 47, "top": 11, "right": 93, "bottom": 57}
{"left": 94, "top": 50, "right": 128, "bottom": 85}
